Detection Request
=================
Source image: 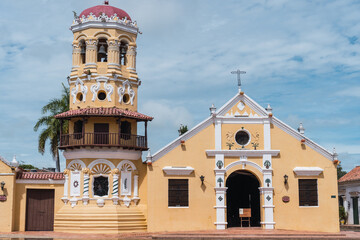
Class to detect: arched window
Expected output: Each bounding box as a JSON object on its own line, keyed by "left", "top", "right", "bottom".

{"left": 97, "top": 38, "right": 108, "bottom": 62}
{"left": 119, "top": 41, "right": 128, "bottom": 65}
{"left": 79, "top": 39, "right": 86, "bottom": 64}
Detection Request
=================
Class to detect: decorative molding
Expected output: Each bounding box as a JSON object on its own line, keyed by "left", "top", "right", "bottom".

{"left": 67, "top": 159, "right": 86, "bottom": 170}
{"left": 206, "top": 150, "right": 280, "bottom": 157}
{"left": 117, "top": 160, "right": 137, "bottom": 171}
{"left": 0, "top": 173, "right": 15, "bottom": 176}
{"left": 88, "top": 159, "right": 116, "bottom": 171}
{"left": 63, "top": 148, "right": 141, "bottom": 160}
{"left": 90, "top": 82, "right": 100, "bottom": 101}
{"left": 16, "top": 179, "right": 64, "bottom": 184}
{"left": 118, "top": 80, "right": 135, "bottom": 105}
{"left": 225, "top": 159, "right": 264, "bottom": 175}
{"left": 104, "top": 82, "right": 113, "bottom": 102}
{"left": 162, "top": 166, "right": 194, "bottom": 176}
{"left": 293, "top": 167, "right": 324, "bottom": 176}
{"left": 71, "top": 78, "right": 88, "bottom": 104}
{"left": 91, "top": 163, "right": 111, "bottom": 175}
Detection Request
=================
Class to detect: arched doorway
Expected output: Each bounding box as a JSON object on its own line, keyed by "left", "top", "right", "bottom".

{"left": 226, "top": 170, "right": 261, "bottom": 227}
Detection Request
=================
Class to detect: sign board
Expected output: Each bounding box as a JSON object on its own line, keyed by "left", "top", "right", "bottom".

{"left": 0, "top": 195, "right": 6, "bottom": 201}
{"left": 239, "top": 208, "right": 251, "bottom": 217}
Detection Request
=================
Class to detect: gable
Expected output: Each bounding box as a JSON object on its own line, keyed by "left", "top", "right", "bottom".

{"left": 151, "top": 92, "right": 334, "bottom": 162}
{"left": 0, "top": 156, "right": 13, "bottom": 173}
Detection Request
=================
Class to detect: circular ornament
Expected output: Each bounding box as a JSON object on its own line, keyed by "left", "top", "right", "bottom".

{"left": 73, "top": 180, "right": 79, "bottom": 188}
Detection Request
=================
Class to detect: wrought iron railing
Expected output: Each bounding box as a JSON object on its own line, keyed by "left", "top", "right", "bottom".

{"left": 59, "top": 132, "right": 147, "bottom": 150}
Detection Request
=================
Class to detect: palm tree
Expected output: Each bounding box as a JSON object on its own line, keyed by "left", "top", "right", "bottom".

{"left": 34, "top": 83, "right": 69, "bottom": 172}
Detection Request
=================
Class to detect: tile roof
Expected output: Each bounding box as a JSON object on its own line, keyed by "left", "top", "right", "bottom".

{"left": 55, "top": 107, "right": 153, "bottom": 121}
{"left": 16, "top": 172, "right": 64, "bottom": 180}
{"left": 339, "top": 166, "right": 360, "bottom": 183}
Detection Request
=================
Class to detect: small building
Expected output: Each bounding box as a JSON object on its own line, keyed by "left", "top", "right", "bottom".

{"left": 339, "top": 166, "right": 360, "bottom": 225}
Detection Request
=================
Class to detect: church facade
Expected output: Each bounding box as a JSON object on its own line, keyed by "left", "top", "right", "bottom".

{"left": 0, "top": 2, "right": 340, "bottom": 234}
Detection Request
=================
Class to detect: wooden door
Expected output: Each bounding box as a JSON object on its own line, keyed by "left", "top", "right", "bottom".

{"left": 26, "top": 189, "right": 55, "bottom": 231}
{"left": 94, "top": 123, "right": 109, "bottom": 144}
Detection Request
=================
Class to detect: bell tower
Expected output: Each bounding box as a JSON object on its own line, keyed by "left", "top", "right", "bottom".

{"left": 54, "top": 2, "right": 152, "bottom": 233}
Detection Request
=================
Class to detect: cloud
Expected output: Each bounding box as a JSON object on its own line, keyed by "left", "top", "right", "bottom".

{"left": 336, "top": 86, "right": 360, "bottom": 97}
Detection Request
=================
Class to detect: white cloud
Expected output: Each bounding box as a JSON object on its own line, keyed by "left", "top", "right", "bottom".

{"left": 336, "top": 86, "right": 360, "bottom": 97}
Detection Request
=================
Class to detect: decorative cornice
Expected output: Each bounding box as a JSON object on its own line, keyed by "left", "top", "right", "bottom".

{"left": 293, "top": 167, "right": 323, "bottom": 176}
{"left": 16, "top": 179, "right": 64, "bottom": 184}
{"left": 162, "top": 166, "right": 194, "bottom": 176}
{"left": 206, "top": 150, "right": 280, "bottom": 157}
{"left": 71, "top": 21, "right": 138, "bottom": 35}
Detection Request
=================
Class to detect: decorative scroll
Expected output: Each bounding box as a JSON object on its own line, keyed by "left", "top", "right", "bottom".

{"left": 118, "top": 80, "right": 135, "bottom": 105}
{"left": 71, "top": 78, "right": 88, "bottom": 103}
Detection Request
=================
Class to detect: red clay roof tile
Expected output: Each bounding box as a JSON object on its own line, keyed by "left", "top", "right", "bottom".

{"left": 55, "top": 107, "right": 153, "bottom": 121}
{"left": 339, "top": 166, "right": 360, "bottom": 183}
{"left": 16, "top": 172, "right": 64, "bottom": 180}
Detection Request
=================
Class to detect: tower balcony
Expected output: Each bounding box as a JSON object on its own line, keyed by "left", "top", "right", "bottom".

{"left": 59, "top": 132, "right": 147, "bottom": 150}
{"left": 55, "top": 107, "right": 153, "bottom": 152}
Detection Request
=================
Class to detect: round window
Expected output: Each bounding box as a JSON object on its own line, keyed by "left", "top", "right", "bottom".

{"left": 76, "top": 92, "right": 83, "bottom": 102}
{"left": 235, "top": 130, "right": 250, "bottom": 146}
{"left": 122, "top": 93, "right": 130, "bottom": 104}
{"left": 97, "top": 91, "right": 107, "bottom": 101}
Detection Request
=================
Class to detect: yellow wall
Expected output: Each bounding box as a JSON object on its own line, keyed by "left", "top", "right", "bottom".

{"left": 271, "top": 124, "right": 339, "bottom": 232}
{"left": 0, "top": 161, "right": 16, "bottom": 232}
{"left": 13, "top": 183, "right": 64, "bottom": 231}
{"left": 147, "top": 124, "right": 216, "bottom": 232}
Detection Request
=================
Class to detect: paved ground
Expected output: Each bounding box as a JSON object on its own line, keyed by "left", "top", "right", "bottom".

{"left": 0, "top": 228, "right": 360, "bottom": 239}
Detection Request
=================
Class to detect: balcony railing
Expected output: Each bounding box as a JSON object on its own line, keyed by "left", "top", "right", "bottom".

{"left": 59, "top": 133, "right": 148, "bottom": 150}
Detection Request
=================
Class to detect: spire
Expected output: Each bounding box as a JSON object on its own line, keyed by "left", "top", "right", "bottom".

{"left": 11, "top": 155, "right": 19, "bottom": 167}
{"left": 209, "top": 104, "right": 216, "bottom": 116}
{"left": 265, "top": 104, "right": 272, "bottom": 114}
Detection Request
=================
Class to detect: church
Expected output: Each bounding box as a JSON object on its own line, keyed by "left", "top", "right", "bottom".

{"left": 0, "top": 2, "right": 340, "bottom": 234}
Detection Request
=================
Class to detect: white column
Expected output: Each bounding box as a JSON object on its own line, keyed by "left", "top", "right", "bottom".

{"left": 112, "top": 172, "right": 119, "bottom": 205}
{"left": 263, "top": 119, "right": 271, "bottom": 150}
{"left": 107, "top": 39, "right": 121, "bottom": 71}
{"left": 260, "top": 185, "right": 275, "bottom": 229}
{"left": 82, "top": 168, "right": 90, "bottom": 205}
{"left": 85, "top": 38, "right": 97, "bottom": 70}
{"left": 61, "top": 170, "right": 69, "bottom": 204}
{"left": 132, "top": 174, "right": 140, "bottom": 204}
{"left": 215, "top": 119, "right": 222, "bottom": 150}
{"left": 214, "top": 168, "right": 227, "bottom": 229}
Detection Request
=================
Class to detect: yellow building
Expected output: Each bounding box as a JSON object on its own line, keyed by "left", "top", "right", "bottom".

{"left": 0, "top": 2, "right": 340, "bottom": 234}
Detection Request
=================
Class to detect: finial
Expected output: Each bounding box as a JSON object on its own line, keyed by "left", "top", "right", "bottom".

{"left": 146, "top": 150, "right": 152, "bottom": 165}
{"left": 333, "top": 147, "right": 338, "bottom": 160}
{"left": 265, "top": 104, "right": 272, "bottom": 114}
{"left": 297, "top": 123, "right": 305, "bottom": 135}
{"left": 209, "top": 104, "right": 216, "bottom": 116}
{"left": 12, "top": 155, "right": 19, "bottom": 167}
{"left": 231, "top": 69, "right": 246, "bottom": 93}
{"left": 104, "top": 1, "right": 109, "bottom": 5}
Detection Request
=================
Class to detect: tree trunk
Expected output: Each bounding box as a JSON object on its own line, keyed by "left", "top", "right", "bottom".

{"left": 56, "top": 148, "right": 60, "bottom": 172}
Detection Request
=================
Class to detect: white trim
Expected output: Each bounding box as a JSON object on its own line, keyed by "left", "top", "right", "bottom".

{"left": 71, "top": 22, "right": 138, "bottom": 35}
{"left": 67, "top": 159, "right": 86, "bottom": 170}
{"left": 88, "top": 159, "right": 115, "bottom": 170}
{"left": 162, "top": 166, "right": 194, "bottom": 176}
{"left": 152, "top": 117, "right": 213, "bottom": 162}
{"left": 299, "top": 206, "right": 319, "bottom": 208}
{"left": 16, "top": 179, "right": 64, "bottom": 184}
{"left": 225, "top": 160, "right": 264, "bottom": 174}
{"left": 206, "top": 150, "right": 280, "bottom": 157}
{"left": 0, "top": 173, "right": 15, "bottom": 176}
{"left": 271, "top": 117, "right": 333, "bottom": 160}
{"left": 63, "top": 148, "right": 141, "bottom": 160}
{"left": 117, "top": 160, "right": 137, "bottom": 171}
{"left": 293, "top": 167, "right": 324, "bottom": 176}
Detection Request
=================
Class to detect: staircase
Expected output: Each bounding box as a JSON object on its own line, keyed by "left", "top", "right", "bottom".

{"left": 54, "top": 204, "right": 147, "bottom": 233}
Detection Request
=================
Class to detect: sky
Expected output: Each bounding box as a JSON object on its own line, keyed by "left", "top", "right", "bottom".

{"left": 0, "top": 0, "right": 359, "bottom": 171}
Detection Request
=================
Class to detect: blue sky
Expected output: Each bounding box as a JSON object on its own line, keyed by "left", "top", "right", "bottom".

{"left": 0, "top": 0, "right": 359, "bottom": 171}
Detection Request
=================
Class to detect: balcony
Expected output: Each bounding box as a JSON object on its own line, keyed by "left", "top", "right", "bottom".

{"left": 59, "top": 132, "right": 148, "bottom": 151}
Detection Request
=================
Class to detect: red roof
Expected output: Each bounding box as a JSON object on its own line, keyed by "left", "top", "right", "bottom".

{"left": 339, "top": 166, "right": 360, "bottom": 183}
{"left": 17, "top": 172, "right": 64, "bottom": 180}
{"left": 55, "top": 107, "right": 153, "bottom": 121}
{"left": 80, "top": 4, "right": 131, "bottom": 21}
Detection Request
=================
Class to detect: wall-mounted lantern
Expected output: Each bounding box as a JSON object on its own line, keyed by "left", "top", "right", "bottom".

{"left": 200, "top": 175, "right": 205, "bottom": 185}
{"left": 283, "top": 175, "right": 288, "bottom": 185}
{"left": 1, "top": 181, "right": 5, "bottom": 191}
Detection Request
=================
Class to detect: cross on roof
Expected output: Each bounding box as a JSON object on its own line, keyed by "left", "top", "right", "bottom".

{"left": 231, "top": 69, "right": 246, "bottom": 92}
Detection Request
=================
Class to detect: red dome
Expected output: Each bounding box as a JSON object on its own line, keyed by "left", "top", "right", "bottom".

{"left": 80, "top": 5, "right": 131, "bottom": 21}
